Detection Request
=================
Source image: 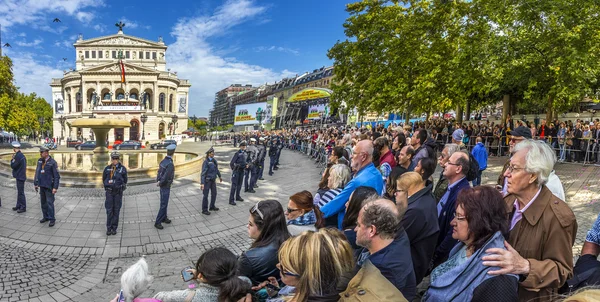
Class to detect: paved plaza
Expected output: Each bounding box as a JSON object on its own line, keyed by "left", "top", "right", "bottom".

{"left": 0, "top": 142, "right": 599, "bottom": 301}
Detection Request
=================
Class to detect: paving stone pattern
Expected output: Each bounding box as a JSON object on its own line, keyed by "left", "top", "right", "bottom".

{"left": 0, "top": 142, "right": 598, "bottom": 301}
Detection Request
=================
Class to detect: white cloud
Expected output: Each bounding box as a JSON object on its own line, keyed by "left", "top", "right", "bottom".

{"left": 93, "top": 24, "right": 107, "bottom": 33}
{"left": 75, "top": 11, "right": 94, "bottom": 24}
{"left": 3, "top": 50, "right": 63, "bottom": 104}
{"left": 168, "top": 0, "right": 296, "bottom": 116}
{"left": 255, "top": 45, "right": 299, "bottom": 56}
{"left": 54, "top": 35, "right": 78, "bottom": 49}
{"left": 15, "top": 39, "right": 44, "bottom": 47}
{"left": 0, "top": 0, "right": 103, "bottom": 28}
{"left": 18, "top": 32, "right": 26, "bottom": 37}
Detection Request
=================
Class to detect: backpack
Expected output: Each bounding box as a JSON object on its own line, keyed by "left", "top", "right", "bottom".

{"left": 466, "top": 153, "right": 480, "bottom": 181}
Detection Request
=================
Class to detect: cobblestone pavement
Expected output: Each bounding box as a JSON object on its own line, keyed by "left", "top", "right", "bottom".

{"left": 0, "top": 143, "right": 598, "bottom": 301}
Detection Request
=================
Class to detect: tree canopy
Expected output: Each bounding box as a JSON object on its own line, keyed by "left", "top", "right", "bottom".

{"left": 328, "top": 0, "right": 600, "bottom": 122}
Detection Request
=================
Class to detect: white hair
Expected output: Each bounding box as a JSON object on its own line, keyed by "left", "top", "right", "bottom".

{"left": 444, "top": 143, "right": 460, "bottom": 157}
{"left": 121, "top": 257, "right": 153, "bottom": 302}
{"left": 329, "top": 164, "right": 351, "bottom": 189}
{"left": 513, "top": 140, "right": 556, "bottom": 186}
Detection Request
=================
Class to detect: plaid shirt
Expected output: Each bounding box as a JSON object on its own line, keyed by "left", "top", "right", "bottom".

{"left": 586, "top": 212, "right": 600, "bottom": 245}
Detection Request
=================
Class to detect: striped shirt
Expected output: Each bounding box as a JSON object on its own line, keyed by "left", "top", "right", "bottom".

{"left": 317, "top": 188, "right": 343, "bottom": 209}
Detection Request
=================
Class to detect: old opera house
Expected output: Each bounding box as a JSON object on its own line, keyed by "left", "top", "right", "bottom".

{"left": 50, "top": 27, "right": 191, "bottom": 143}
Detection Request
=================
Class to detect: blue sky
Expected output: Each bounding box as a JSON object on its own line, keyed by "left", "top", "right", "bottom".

{"left": 0, "top": 0, "right": 350, "bottom": 116}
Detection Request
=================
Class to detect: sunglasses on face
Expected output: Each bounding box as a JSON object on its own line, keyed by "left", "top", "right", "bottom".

{"left": 276, "top": 263, "right": 300, "bottom": 277}
{"left": 287, "top": 207, "right": 300, "bottom": 214}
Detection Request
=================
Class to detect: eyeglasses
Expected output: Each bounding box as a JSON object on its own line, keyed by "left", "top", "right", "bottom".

{"left": 251, "top": 201, "right": 264, "bottom": 219}
{"left": 276, "top": 263, "right": 300, "bottom": 277}
{"left": 287, "top": 207, "right": 300, "bottom": 214}
{"left": 507, "top": 165, "right": 526, "bottom": 173}
{"left": 510, "top": 137, "right": 524, "bottom": 143}
{"left": 454, "top": 214, "right": 467, "bottom": 222}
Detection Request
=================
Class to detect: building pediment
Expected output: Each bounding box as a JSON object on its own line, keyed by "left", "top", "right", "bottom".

{"left": 75, "top": 34, "right": 166, "bottom": 49}
{"left": 79, "top": 62, "right": 160, "bottom": 74}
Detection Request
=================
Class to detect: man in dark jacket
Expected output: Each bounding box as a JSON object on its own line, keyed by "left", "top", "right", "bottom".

{"left": 355, "top": 198, "right": 416, "bottom": 301}
{"left": 244, "top": 138, "right": 259, "bottom": 193}
{"left": 10, "top": 141, "right": 27, "bottom": 213}
{"left": 256, "top": 137, "right": 266, "bottom": 180}
{"left": 229, "top": 141, "right": 247, "bottom": 205}
{"left": 396, "top": 172, "right": 439, "bottom": 285}
{"left": 102, "top": 152, "right": 128, "bottom": 235}
{"left": 201, "top": 147, "right": 222, "bottom": 215}
{"left": 268, "top": 136, "right": 278, "bottom": 176}
{"left": 155, "top": 144, "right": 175, "bottom": 229}
{"left": 432, "top": 151, "right": 470, "bottom": 268}
{"left": 34, "top": 146, "right": 60, "bottom": 227}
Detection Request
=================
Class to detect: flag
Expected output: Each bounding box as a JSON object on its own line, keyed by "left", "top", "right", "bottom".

{"left": 120, "top": 60, "right": 126, "bottom": 83}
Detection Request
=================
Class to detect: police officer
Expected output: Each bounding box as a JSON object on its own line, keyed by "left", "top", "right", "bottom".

{"left": 10, "top": 141, "right": 27, "bottom": 213}
{"left": 273, "top": 134, "right": 283, "bottom": 170}
{"left": 201, "top": 147, "right": 222, "bottom": 215}
{"left": 34, "top": 146, "right": 60, "bottom": 227}
{"left": 257, "top": 137, "right": 267, "bottom": 181}
{"left": 103, "top": 152, "right": 128, "bottom": 235}
{"left": 155, "top": 144, "right": 175, "bottom": 229}
{"left": 244, "top": 138, "right": 258, "bottom": 193}
{"left": 229, "top": 141, "right": 247, "bottom": 205}
{"left": 268, "top": 135, "right": 278, "bottom": 176}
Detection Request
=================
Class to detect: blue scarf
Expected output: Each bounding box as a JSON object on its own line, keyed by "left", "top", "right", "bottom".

{"left": 287, "top": 210, "right": 317, "bottom": 226}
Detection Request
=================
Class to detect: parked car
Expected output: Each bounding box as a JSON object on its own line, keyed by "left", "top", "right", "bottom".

{"left": 66, "top": 138, "right": 82, "bottom": 148}
{"left": 114, "top": 140, "right": 142, "bottom": 150}
{"left": 75, "top": 141, "right": 96, "bottom": 150}
{"left": 150, "top": 139, "right": 177, "bottom": 150}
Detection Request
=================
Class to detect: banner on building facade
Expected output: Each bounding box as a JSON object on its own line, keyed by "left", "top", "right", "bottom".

{"left": 178, "top": 94, "right": 187, "bottom": 113}
{"left": 307, "top": 104, "right": 328, "bottom": 120}
{"left": 288, "top": 88, "right": 332, "bottom": 102}
{"left": 234, "top": 102, "right": 268, "bottom": 125}
{"left": 53, "top": 92, "right": 64, "bottom": 114}
{"left": 95, "top": 105, "right": 142, "bottom": 111}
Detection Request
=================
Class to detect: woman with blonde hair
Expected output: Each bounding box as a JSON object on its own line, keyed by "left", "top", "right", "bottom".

{"left": 256, "top": 228, "right": 356, "bottom": 301}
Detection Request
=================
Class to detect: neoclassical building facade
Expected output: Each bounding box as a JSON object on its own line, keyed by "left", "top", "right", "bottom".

{"left": 50, "top": 28, "right": 191, "bottom": 143}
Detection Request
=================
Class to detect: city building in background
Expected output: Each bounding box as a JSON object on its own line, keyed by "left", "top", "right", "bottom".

{"left": 50, "top": 27, "right": 191, "bottom": 144}
{"left": 209, "top": 84, "right": 255, "bottom": 127}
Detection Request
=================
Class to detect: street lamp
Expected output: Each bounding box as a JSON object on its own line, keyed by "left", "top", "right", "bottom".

{"left": 171, "top": 114, "right": 178, "bottom": 135}
{"left": 38, "top": 117, "right": 45, "bottom": 141}
{"left": 58, "top": 115, "right": 67, "bottom": 142}
{"left": 140, "top": 114, "right": 148, "bottom": 140}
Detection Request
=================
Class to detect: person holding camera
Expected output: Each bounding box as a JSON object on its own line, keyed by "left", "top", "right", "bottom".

{"left": 200, "top": 147, "right": 222, "bottom": 215}
{"left": 153, "top": 247, "right": 251, "bottom": 302}
{"left": 103, "top": 152, "right": 128, "bottom": 236}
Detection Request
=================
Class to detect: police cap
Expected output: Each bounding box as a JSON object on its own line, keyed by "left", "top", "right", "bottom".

{"left": 11, "top": 141, "right": 21, "bottom": 148}
{"left": 206, "top": 147, "right": 214, "bottom": 154}
{"left": 239, "top": 141, "right": 247, "bottom": 147}
{"left": 39, "top": 146, "right": 49, "bottom": 152}
{"left": 111, "top": 152, "right": 120, "bottom": 159}
{"left": 166, "top": 144, "right": 177, "bottom": 151}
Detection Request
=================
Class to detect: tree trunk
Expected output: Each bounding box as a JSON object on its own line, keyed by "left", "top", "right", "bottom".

{"left": 546, "top": 95, "right": 553, "bottom": 122}
{"left": 465, "top": 101, "right": 471, "bottom": 121}
{"left": 456, "top": 104, "right": 464, "bottom": 124}
{"left": 405, "top": 108, "right": 411, "bottom": 125}
{"left": 502, "top": 94, "right": 510, "bottom": 122}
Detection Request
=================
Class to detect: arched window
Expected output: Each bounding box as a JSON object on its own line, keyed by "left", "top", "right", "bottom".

{"left": 169, "top": 94, "right": 173, "bottom": 112}
{"left": 76, "top": 92, "right": 82, "bottom": 112}
{"left": 130, "top": 93, "right": 138, "bottom": 100}
{"left": 144, "top": 93, "right": 152, "bottom": 109}
{"left": 159, "top": 93, "right": 165, "bottom": 111}
{"left": 117, "top": 93, "right": 125, "bottom": 100}
{"left": 103, "top": 93, "right": 111, "bottom": 100}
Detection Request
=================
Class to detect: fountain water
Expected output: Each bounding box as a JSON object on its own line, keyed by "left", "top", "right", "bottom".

{"left": 71, "top": 119, "right": 131, "bottom": 153}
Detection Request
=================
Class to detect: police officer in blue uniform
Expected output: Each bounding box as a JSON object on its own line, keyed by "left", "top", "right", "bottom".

{"left": 201, "top": 147, "right": 222, "bottom": 215}
{"left": 257, "top": 137, "right": 266, "bottom": 181}
{"left": 268, "top": 135, "right": 278, "bottom": 176}
{"left": 274, "top": 134, "right": 283, "bottom": 170}
{"left": 10, "top": 141, "right": 27, "bottom": 213}
{"left": 229, "top": 141, "right": 247, "bottom": 205}
{"left": 155, "top": 144, "right": 175, "bottom": 229}
{"left": 244, "top": 138, "right": 259, "bottom": 193}
{"left": 34, "top": 146, "right": 60, "bottom": 227}
{"left": 102, "top": 152, "right": 128, "bottom": 235}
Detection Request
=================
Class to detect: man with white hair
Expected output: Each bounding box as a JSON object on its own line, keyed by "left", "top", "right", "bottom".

{"left": 482, "top": 140, "right": 577, "bottom": 302}
{"left": 320, "top": 140, "right": 384, "bottom": 229}
{"left": 10, "top": 141, "right": 27, "bottom": 213}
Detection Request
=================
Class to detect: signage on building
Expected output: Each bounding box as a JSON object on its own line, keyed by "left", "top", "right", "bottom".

{"left": 234, "top": 102, "right": 267, "bottom": 125}
{"left": 95, "top": 105, "right": 142, "bottom": 111}
{"left": 288, "top": 88, "right": 332, "bottom": 102}
{"left": 307, "top": 104, "right": 328, "bottom": 120}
